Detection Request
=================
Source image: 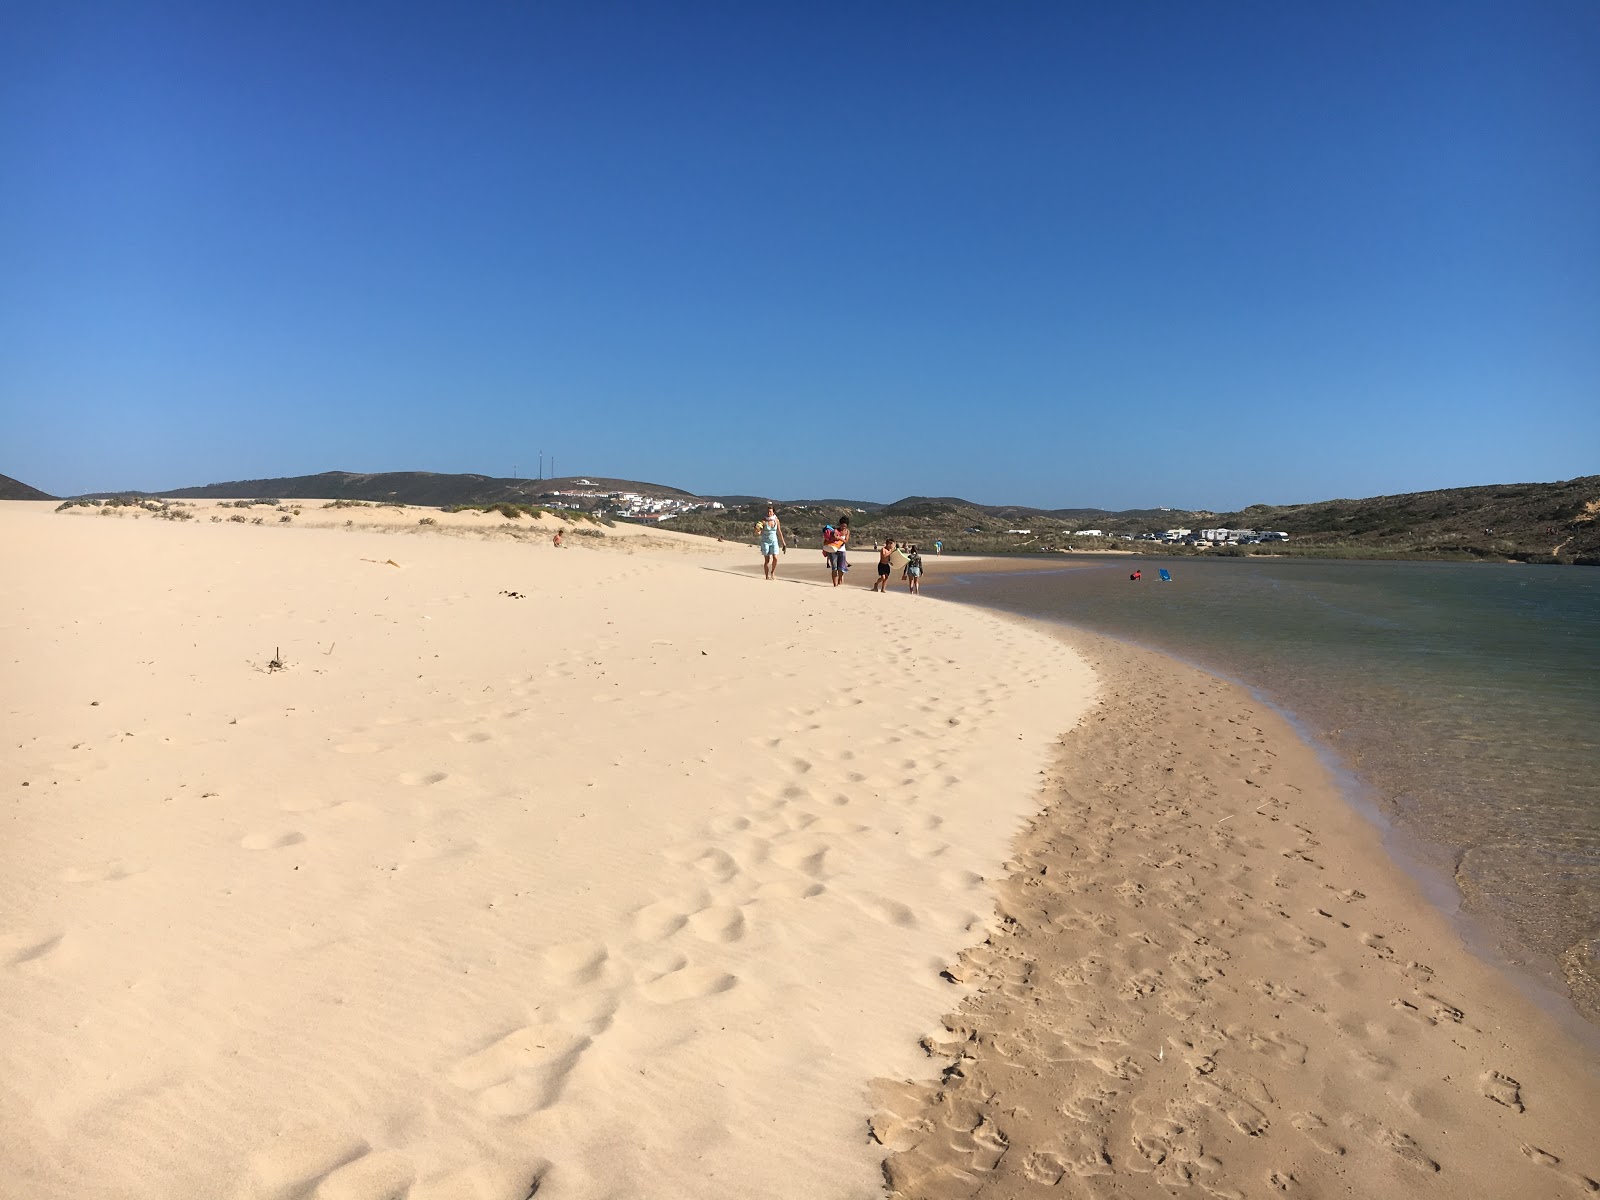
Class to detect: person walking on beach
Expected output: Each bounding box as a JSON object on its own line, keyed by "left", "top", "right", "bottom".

{"left": 757, "top": 503, "right": 786, "bottom": 580}
{"left": 904, "top": 544, "right": 923, "bottom": 594}
{"left": 825, "top": 516, "right": 851, "bottom": 587}
{"left": 873, "top": 538, "right": 896, "bottom": 592}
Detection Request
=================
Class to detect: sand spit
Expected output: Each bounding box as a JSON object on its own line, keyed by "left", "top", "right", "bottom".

{"left": 873, "top": 628, "right": 1600, "bottom": 1199}
{"left": 0, "top": 502, "right": 1094, "bottom": 1200}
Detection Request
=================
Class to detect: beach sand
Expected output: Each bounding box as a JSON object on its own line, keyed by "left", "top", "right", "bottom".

{"left": 874, "top": 624, "right": 1600, "bottom": 1198}
{"left": 3, "top": 501, "right": 1596, "bottom": 1199}
{"left": 1, "top": 502, "right": 1092, "bottom": 1200}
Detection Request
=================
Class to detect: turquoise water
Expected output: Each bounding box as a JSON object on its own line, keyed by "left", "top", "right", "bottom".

{"left": 942, "top": 558, "right": 1600, "bottom": 1019}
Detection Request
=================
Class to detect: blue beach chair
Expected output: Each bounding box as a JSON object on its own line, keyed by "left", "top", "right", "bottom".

{"left": 1158, "top": 568, "right": 1172, "bottom": 582}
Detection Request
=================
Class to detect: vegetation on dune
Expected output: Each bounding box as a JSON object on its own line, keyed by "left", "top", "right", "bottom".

{"left": 56, "top": 496, "right": 196, "bottom": 520}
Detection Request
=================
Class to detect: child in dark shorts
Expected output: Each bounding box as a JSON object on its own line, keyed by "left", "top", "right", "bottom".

{"left": 873, "top": 539, "right": 895, "bottom": 593}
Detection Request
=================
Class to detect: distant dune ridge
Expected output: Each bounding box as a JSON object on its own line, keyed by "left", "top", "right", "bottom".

{"left": 29, "top": 467, "right": 1600, "bottom": 561}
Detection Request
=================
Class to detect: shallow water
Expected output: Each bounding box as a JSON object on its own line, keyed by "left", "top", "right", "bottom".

{"left": 940, "top": 557, "right": 1600, "bottom": 1019}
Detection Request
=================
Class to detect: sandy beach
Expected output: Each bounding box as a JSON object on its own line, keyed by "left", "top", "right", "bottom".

{"left": 3, "top": 500, "right": 1597, "bottom": 1199}
{"left": 1, "top": 501, "right": 1092, "bottom": 1199}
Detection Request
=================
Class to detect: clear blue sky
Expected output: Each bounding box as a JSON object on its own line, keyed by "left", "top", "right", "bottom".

{"left": 2, "top": 1, "right": 1596, "bottom": 508}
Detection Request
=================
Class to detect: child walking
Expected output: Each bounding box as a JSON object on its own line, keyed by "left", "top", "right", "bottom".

{"left": 873, "top": 539, "right": 896, "bottom": 593}
{"left": 903, "top": 544, "right": 923, "bottom": 594}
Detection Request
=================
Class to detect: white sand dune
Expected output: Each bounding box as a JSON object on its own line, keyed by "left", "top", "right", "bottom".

{"left": 0, "top": 502, "right": 1094, "bottom": 1200}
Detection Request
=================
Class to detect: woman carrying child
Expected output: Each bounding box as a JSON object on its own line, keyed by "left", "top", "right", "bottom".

{"left": 824, "top": 516, "right": 851, "bottom": 587}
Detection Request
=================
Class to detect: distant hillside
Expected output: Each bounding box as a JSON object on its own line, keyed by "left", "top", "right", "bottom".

{"left": 0, "top": 473, "right": 56, "bottom": 501}
{"left": 60, "top": 467, "right": 1599, "bottom": 563}
{"left": 669, "top": 476, "right": 1600, "bottom": 564}
{"left": 1213, "top": 476, "right": 1600, "bottom": 563}
{"left": 85, "top": 471, "right": 698, "bottom": 509}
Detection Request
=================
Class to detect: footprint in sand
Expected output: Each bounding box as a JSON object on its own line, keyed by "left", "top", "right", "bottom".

{"left": 6, "top": 932, "right": 65, "bottom": 967}
{"left": 397, "top": 771, "right": 449, "bottom": 786}
{"left": 629, "top": 946, "right": 689, "bottom": 984}
{"left": 857, "top": 894, "right": 919, "bottom": 927}
{"left": 59, "top": 861, "right": 144, "bottom": 884}
{"left": 310, "top": 1149, "right": 416, "bottom": 1200}
{"left": 448, "top": 1025, "right": 590, "bottom": 1116}
{"left": 540, "top": 941, "right": 610, "bottom": 985}
{"left": 769, "top": 838, "right": 831, "bottom": 879}
{"left": 239, "top": 1129, "right": 369, "bottom": 1200}
{"left": 753, "top": 879, "right": 826, "bottom": 902}
{"left": 688, "top": 906, "right": 747, "bottom": 943}
{"left": 241, "top": 831, "right": 307, "bottom": 851}
{"left": 555, "top": 991, "right": 618, "bottom": 1030}
{"left": 1481, "top": 1070, "right": 1525, "bottom": 1112}
{"left": 1021, "top": 1151, "right": 1068, "bottom": 1185}
{"left": 1290, "top": 1111, "right": 1347, "bottom": 1156}
{"left": 639, "top": 964, "right": 737, "bottom": 1004}
{"left": 1342, "top": 1114, "right": 1440, "bottom": 1173}
{"left": 450, "top": 730, "right": 493, "bottom": 744}
{"left": 690, "top": 847, "right": 739, "bottom": 883}
{"left": 629, "top": 900, "right": 691, "bottom": 942}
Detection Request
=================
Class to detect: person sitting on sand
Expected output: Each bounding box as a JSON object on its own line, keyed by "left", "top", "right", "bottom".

{"left": 553, "top": 530, "right": 563, "bottom": 548}
{"left": 757, "top": 503, "right": 786, "bottom": 580}
{"left": 904, "top": 544, "right": 923, "bottom": 594}
{"left": 873, "top": 539, "right": 896, "bottom": 593}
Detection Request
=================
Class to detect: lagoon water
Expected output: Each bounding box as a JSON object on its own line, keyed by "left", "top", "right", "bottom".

{"left": 943, "top": 556, "right": 1600, "bottom": 1021}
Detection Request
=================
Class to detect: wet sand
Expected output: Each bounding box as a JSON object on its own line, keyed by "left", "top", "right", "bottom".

{"left": 872, "top": 622, "right": 1600, "bottom": 1198}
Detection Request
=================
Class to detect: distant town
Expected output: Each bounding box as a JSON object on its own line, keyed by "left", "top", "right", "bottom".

{"left": 538, "top": 480, "right": 727, "bottom": 522}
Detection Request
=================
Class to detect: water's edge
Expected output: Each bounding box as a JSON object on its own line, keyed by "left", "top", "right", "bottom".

{"left": 932, "top": 577, "right": 1600, "bottom": 1051}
